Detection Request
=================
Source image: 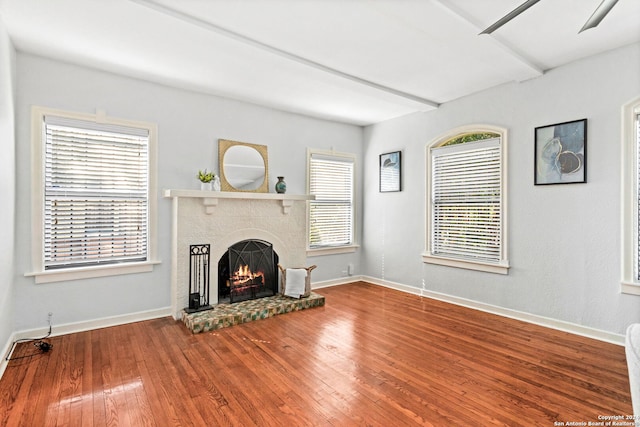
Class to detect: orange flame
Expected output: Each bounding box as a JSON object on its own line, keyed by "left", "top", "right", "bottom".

{"left": 231, "top": 264, "right": 265, "bottom": 286}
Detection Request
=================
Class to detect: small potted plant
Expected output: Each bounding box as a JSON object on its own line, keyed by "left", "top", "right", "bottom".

{"left": 198, "top": 169, "right": 216, "bottom": 191}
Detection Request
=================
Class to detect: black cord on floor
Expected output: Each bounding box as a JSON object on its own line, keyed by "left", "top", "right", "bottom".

{"left": 4, "top": 325, "right": 53, "bottom": 361}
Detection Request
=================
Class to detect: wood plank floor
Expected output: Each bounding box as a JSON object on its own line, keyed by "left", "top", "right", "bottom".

{"left": 0, "top": 282, "right": 633, "bottom": 426}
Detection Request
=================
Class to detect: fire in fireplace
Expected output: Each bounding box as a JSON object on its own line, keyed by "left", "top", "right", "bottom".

{"left": 230, "top": 264, "right": 264, "bottom": 287}
{"left": 218, "top": 239, "right": 279, "bottom": 303}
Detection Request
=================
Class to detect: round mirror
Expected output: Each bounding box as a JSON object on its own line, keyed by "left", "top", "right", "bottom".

{"left": 219, "top": 139, "right": 269, "bottom": 192}
{"left": 223, "top": 146, "right": 265, "bottom": 190}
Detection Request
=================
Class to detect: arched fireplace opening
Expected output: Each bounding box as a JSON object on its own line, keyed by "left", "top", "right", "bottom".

{"left": 218, "top": 239, "right": 279, "bottom": 304}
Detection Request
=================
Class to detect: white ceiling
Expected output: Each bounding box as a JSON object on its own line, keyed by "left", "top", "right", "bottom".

{"left": 1, "top": 0, "right": 639, "bottom": 126}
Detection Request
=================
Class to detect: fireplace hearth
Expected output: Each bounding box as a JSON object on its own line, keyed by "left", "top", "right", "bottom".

{"left": 218, "top": 239, "right": 279, "bottom": 304}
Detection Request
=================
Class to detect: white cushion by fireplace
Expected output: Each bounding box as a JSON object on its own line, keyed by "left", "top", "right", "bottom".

{"left": 285, "top": 268, "right": 307, "bottom": 298}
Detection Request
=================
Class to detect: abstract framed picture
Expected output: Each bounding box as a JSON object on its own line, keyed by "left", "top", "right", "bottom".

{"left": 380, "top": 151, "right": 401, "bottom": 192}
{"left": 534, "top": 118, "right": 587, "bottom": 185}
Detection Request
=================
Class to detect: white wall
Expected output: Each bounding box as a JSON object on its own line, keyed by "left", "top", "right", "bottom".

{"left": 12, "top": 42, "right": 639, "bottom": 338}
{"left": 362, "top": 43, "right": 640, "bottom": 335}
{"left": 13, "top": 53, "right": 362, "bottom": 332}
{"left": 0, "top": 18, "right": 16, "bottom": 359}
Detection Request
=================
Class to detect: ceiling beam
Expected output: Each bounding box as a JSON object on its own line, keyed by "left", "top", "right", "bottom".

{"left": 432, "top": 0, "right": 544, "bottom": 81}
{"left": 129, "top": 0, "right": 440, "bottom": 110}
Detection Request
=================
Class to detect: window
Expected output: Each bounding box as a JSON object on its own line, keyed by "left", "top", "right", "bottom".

{"left": 622, "top": 97, "right": 640, "bottom": 295}
{"left": 424, "top": 126, "right": 509, "bottom": 274}
{"left": 28, "top": 107, "right": 159, "bottom": 283}
{"left": 307, "top": 150, "right": 357, "bottom": 255}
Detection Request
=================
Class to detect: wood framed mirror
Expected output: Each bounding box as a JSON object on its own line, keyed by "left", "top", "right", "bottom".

{"left": 218, "top": 139, "right": 269, "bottom": 193}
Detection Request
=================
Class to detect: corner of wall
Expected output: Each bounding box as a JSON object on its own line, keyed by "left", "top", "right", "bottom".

{"left": 0, "top": 15, "right": 18, "bottom": 377}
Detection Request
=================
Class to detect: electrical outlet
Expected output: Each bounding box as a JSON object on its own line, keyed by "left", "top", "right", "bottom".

{"left": 47, "top": 312, "right": 53, "bottom": 325}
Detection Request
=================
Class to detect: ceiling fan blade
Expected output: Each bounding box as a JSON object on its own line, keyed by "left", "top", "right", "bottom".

{"left": 579, "top": 0, "right": 620, "bottom": 33}
{"left": 480, "top": 0, "right": 541, "bottom": 35}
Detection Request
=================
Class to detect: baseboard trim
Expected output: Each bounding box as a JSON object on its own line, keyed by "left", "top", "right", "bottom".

{"left": 333, "top": 276, "right": 626, "bottom": 346}
{"left": 311, "top": 275, "right": 365, "bottom": 289}
{"left": 0, "top": 306, "right": 172, "bottom": 378}
{"left": 15, "top": 307, "right": 173, "bottom": 341}
{"left": 0, "top": 331, "right": 17, "bottom": 379}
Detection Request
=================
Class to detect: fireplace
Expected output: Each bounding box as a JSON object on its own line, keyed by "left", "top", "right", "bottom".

{"left": 163, "top": 190, "right": 313, "bottom": 319}
{"left": 218, "top": 239, "right": 279, "bottom": 303}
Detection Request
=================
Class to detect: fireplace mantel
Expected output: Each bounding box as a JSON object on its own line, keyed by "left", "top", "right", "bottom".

{"left": 163, "top": 189, "right": 315, "bottom": 214}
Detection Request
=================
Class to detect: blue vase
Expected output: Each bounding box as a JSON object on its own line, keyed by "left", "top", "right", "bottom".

{"left": 275, "top": 176, "right": 287, "bottom": 194}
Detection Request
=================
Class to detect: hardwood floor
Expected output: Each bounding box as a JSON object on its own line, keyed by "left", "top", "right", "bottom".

{"left": 0, "top": 282, "right": 633, "bottom": 426}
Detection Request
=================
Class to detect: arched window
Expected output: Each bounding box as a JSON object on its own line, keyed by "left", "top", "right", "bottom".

{"left": 424, "top": 125, "right": 509, "bottom": 274}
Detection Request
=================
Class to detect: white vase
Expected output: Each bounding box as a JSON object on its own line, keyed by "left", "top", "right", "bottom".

{"left": 212, "top": 176, "right": 221, "bottom": 192}
{"left": 200, "top": 182, "right": 212, "bottom": 191}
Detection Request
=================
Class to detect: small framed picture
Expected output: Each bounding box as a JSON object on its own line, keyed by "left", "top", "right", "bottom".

{"left": 534, "top": 119, "right": 587, "bottom": 185}
{"left": 380, "top": 151, "right": 401, "bottom": 192}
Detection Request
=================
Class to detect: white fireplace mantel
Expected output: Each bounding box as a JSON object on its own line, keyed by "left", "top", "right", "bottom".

{"left": 163, "top": 189, "right": 315, "bottom": 214}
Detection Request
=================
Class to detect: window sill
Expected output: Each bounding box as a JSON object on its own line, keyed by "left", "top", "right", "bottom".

{"left": 307, "top": 245, "right": 359, "bottom": 257}
{"left": 621, "top": 281, "right": 640, "bottom": 296}
{"left": 26, "top": 260, "right": 162, "bottom": 284}
{"left": 422, "top": 254, "right": 509, "bottom": 275}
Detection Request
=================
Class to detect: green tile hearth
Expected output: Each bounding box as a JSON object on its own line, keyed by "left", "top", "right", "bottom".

{"left": 182, "top": 292, "right": 325, "bottom": 334}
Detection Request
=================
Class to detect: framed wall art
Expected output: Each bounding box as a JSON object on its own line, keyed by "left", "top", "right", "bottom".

{"left": 534, "top": 118, "right": 587, "bottom": 185}
{"left": 380, "top": 151, "right": 401, "bottom": 192}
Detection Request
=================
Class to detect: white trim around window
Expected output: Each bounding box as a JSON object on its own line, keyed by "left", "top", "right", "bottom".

{"left": 26, "top": 106, "right": 160, "bottom": 284}
{"left": 621, "top": 96, "right": 640, "bottom": 295}
{"left": 423, "top": 124, "right": 509, "bottom": 275}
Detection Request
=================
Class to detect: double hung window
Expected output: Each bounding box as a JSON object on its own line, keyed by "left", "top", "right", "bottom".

{"left": 29, "top": 107, "right": 158, "bottom": 283}
{"left": 307, "top": 150, "right": 356, "bottom": 254}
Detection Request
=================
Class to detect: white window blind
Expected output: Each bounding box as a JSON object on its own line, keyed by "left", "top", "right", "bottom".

{"left": 43, "top": 115, "right": 149, "bottom": 269}
{"left": 431, "top": 138, "right": 502, "bottom": 263}
{"left": 309, "top": 153, "right": 354, "bottom": 248}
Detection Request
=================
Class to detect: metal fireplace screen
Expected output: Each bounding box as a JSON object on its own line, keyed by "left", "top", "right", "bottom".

{"left": 219, "top": 239, "right": 278, "bottom": 303}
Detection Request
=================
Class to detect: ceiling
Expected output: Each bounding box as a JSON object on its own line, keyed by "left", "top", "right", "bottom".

{"left": 1, "top": 0, "right": 639, "bottom": 126}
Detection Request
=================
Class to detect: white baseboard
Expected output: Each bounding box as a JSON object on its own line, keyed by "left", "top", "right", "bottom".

{"left": 311, "top": 275, "right": 364, "bottom": 289}
{"left": 0, "top": 331, "right": 17, "bottom": 379}
{"left": 319, "top": 276, "right": 625, "bottom": 346}
{"left": 1, "top": 306, "right": 172, "bottom": 379}
{"left": 14, "top": 306, "right": 173, "bottom": 340}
